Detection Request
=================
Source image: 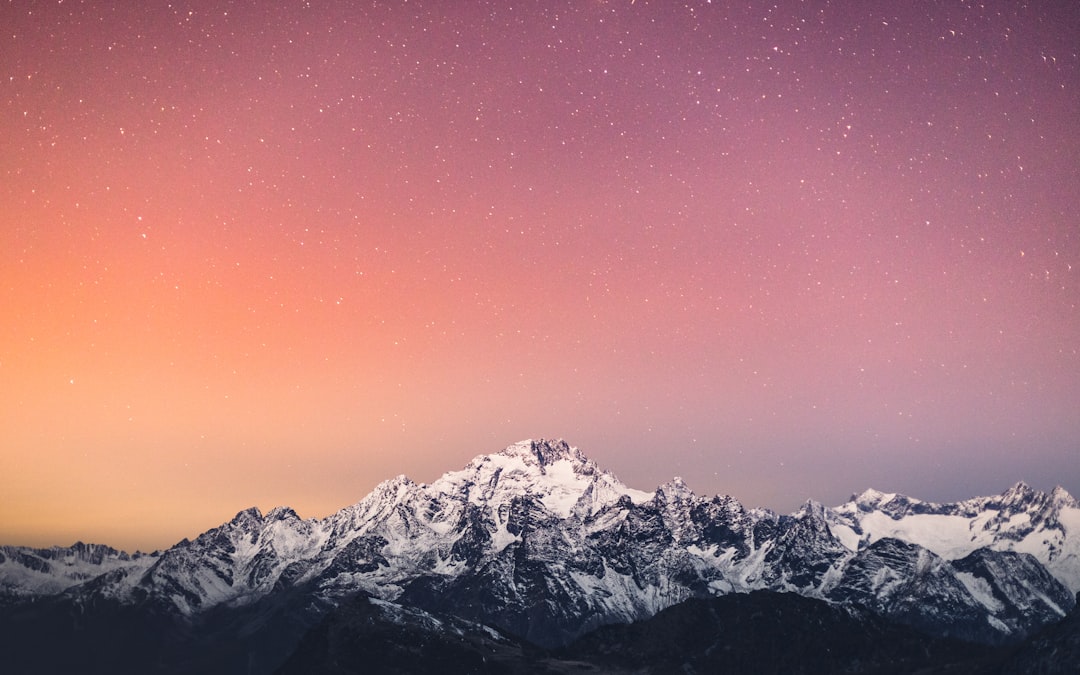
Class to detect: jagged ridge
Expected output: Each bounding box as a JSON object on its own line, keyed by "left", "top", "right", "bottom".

{"left": 1, "top": 438, "right": 1077, "bottom": 671}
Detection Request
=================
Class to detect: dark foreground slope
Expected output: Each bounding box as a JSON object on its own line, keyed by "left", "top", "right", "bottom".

{"left": 998, "top": 593, "right": 1080, "bottom": 674}
{"left": 557, "top": 591, "right": 1003, "bottom": 674}
{"left": 0, "top": 582, "right": 329, "bottom": 675}
{"left": 276, "top": 590, "right": 1001, "bottom": 675}
{"left": 276, "top": 592, "right": 572, "bottom": 675}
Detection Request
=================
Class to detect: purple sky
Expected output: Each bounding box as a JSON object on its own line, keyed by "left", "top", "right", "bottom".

{"left": 2, "top": 0, "right": 1078, "bottom": 552}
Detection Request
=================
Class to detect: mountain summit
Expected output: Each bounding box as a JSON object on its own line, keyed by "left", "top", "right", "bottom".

{"left": 428, "top": 438, "right": 651, "bottom": 520}
{"left": 493, "top": 437, "right": 589, "bottom": 468}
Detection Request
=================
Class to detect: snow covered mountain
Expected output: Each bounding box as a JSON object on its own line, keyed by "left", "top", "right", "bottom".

{"left": 1, "top": 439, "right": 1077, "bottom": 672}
{"left": 828, "top": 482, "right": 1080, "bottom": 592}
{"left": 0, "top": 541, "right": 156, "bottom": 604}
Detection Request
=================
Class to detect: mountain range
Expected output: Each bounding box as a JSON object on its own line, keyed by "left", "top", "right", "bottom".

{"left": 2, "top": 438, "right": 1078, "bottom": 673}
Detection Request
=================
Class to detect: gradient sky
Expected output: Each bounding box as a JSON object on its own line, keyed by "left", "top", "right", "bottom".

{"left": 2, "top": 0, "right": 1078, "bottom": 553}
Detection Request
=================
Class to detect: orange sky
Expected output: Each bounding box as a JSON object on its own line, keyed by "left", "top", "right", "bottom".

{"left": 2, "top": 0, "right": 1079, "bottom": 553}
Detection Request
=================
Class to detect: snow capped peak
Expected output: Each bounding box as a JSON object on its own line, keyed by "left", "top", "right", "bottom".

{"left": 219, "top": 506, "right": 264, "bottom": 534}
{"left": 655, "top": 476, "right": 695, "bottom": 503}
{"left": 267, "top": 506, "right": 300, "bottom": 522}
{"left": 332, "top": 474, "right": 418, "bottom": 527}
{"left": 365, "top": 474, "right": 418, "bottom": 503}
{"left": 1050, "top": 485, "right": 1078, "bottom": 508}
{"left": 493, "top": 438, "right": 592, "bottom": 472}
{"left": 850, "top": 488, "right": 897, "bottom": 510}
{"left": 854, "top": 488, "right": 888, "bottom": 503}
{"left": 457, "top": 439, "right": 590, "bottom": 480}
{"left": 1001, "top": 481, "right": 1036, "bottom": 504}
{"left": 427, "top": 439, "right": 646, "bottom": 518}
{"left": 796, "top": 499, "right": 828, "bottom": 520}
{"left": 843, "top": 489, "right": 934, "bottom": 519}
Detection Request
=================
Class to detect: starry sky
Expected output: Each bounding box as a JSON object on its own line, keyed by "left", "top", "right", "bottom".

{"left": 2, "top": 0, "right": 1078, "bottom": 553}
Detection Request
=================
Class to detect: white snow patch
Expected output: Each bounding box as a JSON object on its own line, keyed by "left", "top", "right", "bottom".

{"left": 855, "top": 511, "right": 980, "bottom": 559}
{"left": 1059, "top": 506, "right": 1080, "bottom": 537}
{"left": 956, "top": 572, "right": 1004, "bottom": 613}
{"left": 986, "top": 614, "right": 1012, "bottom": 635}
{"left": 1023, "top": 579, "right": 1067, "bottom": 617}
{"left": 539, "top": 459, "right": 591, "bottom": 517}
{"left": 829, "top": 522, "right": 862, "bottom": 552}
{"left": 1046, "top": 507, "right": 1080, "bottom": 593}
{"left": 870, "top": 566, "right": 903, "bottom": 596}
{"left": 1005, "top": 512, "right": 1031, "bottom": 529}
{"left": 708, "top": 579, "right": 734, "bottom": 593}
{"left": 488, "top": 522, "right": 520, "bottom": 553}
{"left": 686, "top": 544, "right": 718, "bottom": 558}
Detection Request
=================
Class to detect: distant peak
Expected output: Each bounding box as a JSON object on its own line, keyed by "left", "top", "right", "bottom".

{"left": 371, "top": 474, "right": 416, "bottom": 495}
{"left": 266, "top": 506, "right": 299, "bottom": 522}
{"left": 231, "top": 506, "right": 263, "bottom": 523}
{"left": 852, "top": 488, "right": 895, "bottom": 506}
{"left": 657, "top": 476, "right": 694, "bottom": 500}
{"left": 1001, "top": 481, "right": 1036, "bottom": 503}
{"left": 1051, "top": 485, "right": 1078, "bottom": 507}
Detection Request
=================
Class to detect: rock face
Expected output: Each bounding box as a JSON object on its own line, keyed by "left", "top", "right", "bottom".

{"left": 1, "top": 438, "right": 1078, "bottom": 673}
{"left": 826, "top": 538, "right": 1073, "bottom": 644}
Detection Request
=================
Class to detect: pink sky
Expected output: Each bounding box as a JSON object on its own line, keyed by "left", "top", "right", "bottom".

{"left": 2, "top": 0, "right": 1078, "bottom": 552}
